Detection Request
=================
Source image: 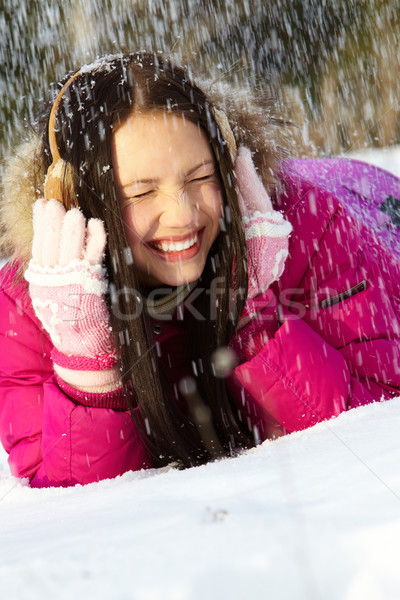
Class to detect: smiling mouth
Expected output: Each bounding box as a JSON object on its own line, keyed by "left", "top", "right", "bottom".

{"left": 145, "top": 229, "right": 204, "bottom": 263}
{"left": 149, "top": 232, "right": 199, "bottom": 253}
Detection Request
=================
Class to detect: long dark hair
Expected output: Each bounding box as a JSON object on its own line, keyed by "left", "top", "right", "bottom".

{"left": 38, "top": 52, "right": 253, "bottom": 467}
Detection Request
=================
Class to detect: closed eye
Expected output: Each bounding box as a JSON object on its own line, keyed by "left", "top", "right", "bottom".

{"left": 132, "top": 190, "right": 154, "bottom": 199}
{"left": 188, "top": 173, "right": 216, "bottom": 184}
{"left": 119, "top": 190, "right": 154, "bottom": 209}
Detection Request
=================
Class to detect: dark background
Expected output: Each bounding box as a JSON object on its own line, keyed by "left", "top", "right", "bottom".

{"left": 1, "top": 0, "right": 399, "bottom": 162}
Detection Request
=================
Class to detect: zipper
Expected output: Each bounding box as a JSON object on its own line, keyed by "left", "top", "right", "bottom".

{"left": 320, "top": 280, "right": 368, "bottom": 309}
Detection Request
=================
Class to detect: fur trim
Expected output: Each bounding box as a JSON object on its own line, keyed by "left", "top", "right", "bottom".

{"left": 0, "top": 136, "right": 45, "bottom": 274}
{"left": 203, "top": 80, "right": 292, "bottom": 191}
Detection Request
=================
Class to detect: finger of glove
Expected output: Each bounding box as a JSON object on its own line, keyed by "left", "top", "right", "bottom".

{"left": 84, "top": 218, "right": 107, "bottom": 265}
{"left": 59, "top": 208, "right": 86, "bottom": 265}
{"left": 31, "top": 199, "right": 47, "bottom": 264}
{"left": 41, "top": 199, "right": 66, "bottom": 266}
{"left": 235, "top": 147, "right": 273, "bottom": 215}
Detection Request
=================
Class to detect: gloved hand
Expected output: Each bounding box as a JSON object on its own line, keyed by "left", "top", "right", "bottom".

{"left": 233, "top": 147, "right": 292, "bottom": 347}
{"left": 235, "top": 146, "right": 292, "bottom": 301}
{"left": 25, "top": 199, "right": 120, "bottom": 392}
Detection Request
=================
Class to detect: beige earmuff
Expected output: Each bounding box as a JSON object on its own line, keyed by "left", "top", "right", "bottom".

{"left": 212, "top": 107, "right": 237, "bottom": 164}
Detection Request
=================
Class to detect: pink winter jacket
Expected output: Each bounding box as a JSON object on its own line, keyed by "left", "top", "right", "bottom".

{"left": 1, "top": 161, "right": 399, "bottom": 487}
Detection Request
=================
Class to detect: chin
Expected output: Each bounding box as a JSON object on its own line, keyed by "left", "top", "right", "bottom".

{"left": 158, "top": 267, "right": 204, "bottom": 288}
{"left": 162, "top": 274, "right": 200, "bottom": 287}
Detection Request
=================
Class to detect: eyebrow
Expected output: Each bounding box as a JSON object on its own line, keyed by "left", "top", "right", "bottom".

{"left": 120, "top": 159, "right": 215, "bottom": 190}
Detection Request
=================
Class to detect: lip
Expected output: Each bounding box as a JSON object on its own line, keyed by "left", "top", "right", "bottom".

{"left": 144, "top": 228, "right": 204, "bottom": 263}
{"left": 148, "top": 228, "right": 202, "bottom": 244}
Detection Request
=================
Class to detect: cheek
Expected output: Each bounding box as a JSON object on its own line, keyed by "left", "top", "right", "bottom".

{"left": 215, "top": 190, "right": 224, "bottom": 218}
{"left": 198, "top": 183, "right": 224, "bottom": 220}
{"left": 211, "top": 192, "right": 224, "bottom": 233}
{"left": 121, "top": 206, "right": 153, "bottom": 245}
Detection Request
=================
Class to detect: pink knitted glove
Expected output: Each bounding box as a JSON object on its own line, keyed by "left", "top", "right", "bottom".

{"left": 234, "top": 147, "right": 292, "bottom": 333}
{"left": 25, "top": 199, "right": 120, "bottom": 392}
{"left": 235, "top": 146, "right": 292, "bottom": 299}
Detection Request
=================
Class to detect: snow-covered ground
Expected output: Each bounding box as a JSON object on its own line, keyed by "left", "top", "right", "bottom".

{"left": 346, "top": 145, "right": 400, "bottom": 177}
{"left": 1, "top": 400, "right": 400, "bottom": 600}
{"left": 1, "top": 147, "right": 400, "bottom": 600}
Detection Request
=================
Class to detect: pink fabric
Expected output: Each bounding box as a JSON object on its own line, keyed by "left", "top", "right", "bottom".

{"left": 235, "top": 147, "right": 292, "bottom": 299}
{"left": 31, "top": 379, "right": 148, "bottom": 487}
{"left": 51, "top": 348, "right": 117, "bottom": 371}
{"left": 27, "top": 273, "right": 117, "bottom": 364}
{"left": 25, "top": 199, "right": 117, "bottom": 377}
{"left": 228, "top": 165, "right": 400, "bottom": 437}
{"left": 1, "top": 161, "right": 399, "bottom": 487}
{"left": 0, "top": 268, "right": 150, "bottom": 486}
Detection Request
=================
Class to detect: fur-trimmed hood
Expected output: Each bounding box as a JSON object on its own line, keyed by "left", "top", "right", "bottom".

{"left": 0, "top": 136, "right": 46, "bottom": 271}
{"left": 0, "top": 79, "right": 291, "bottom": 271}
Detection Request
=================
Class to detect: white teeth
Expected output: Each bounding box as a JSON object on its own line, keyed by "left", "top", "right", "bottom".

{"left": 153, "top": 234, "right": 198, "bottom": 252}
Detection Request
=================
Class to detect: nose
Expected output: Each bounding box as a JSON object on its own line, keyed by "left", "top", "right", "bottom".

{"left": 158, "top": 187, "right": 198, "bottom": 228}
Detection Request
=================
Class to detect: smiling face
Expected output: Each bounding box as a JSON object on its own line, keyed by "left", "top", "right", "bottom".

{"left": 111, "top": 111, "right": 224, "bottom": 288}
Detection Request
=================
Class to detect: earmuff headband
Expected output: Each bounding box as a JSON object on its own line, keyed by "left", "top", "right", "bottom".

{"left": 44, "top": 69, "right": 237, "bottom": 207}
{"left": 44, "top": 71, "right": 81, "bottom": 207}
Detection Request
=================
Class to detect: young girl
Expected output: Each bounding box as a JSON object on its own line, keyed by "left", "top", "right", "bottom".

{"left": 0, "top": 52, "right": 399, "bottom": 488}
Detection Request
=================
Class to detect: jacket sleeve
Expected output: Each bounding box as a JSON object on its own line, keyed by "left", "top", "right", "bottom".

{"left": 0, "top": 271, "right": 149, "bottom": 487}
{"left": 229, "top": 192, "right": 400, "bottom": 436}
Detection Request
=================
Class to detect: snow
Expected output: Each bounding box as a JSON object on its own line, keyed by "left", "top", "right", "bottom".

{"left": 1, "top": 148, "right": 400, "bottom": 599}
{"left": 1, "top": 400, "right": 400, "bottom": 599}
{"left": 347, "top": 145, "right": 400, "bottom": 177}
